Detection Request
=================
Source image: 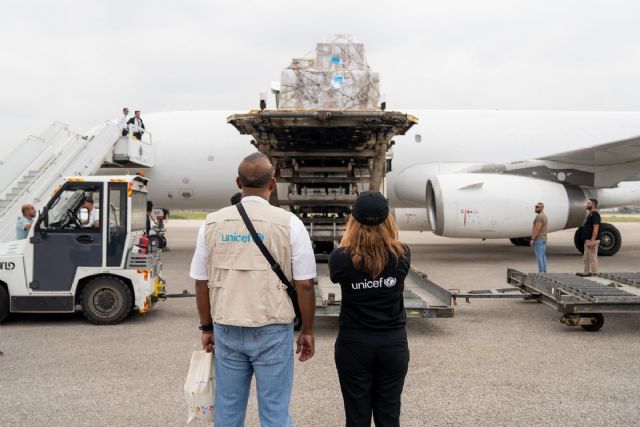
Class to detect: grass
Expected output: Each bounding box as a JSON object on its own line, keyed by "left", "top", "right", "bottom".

{"left": 602, "top": 215, "right": 640, "bottom": 223}
{"left": 169, "top": 210, "right": 208, "bottom": 220}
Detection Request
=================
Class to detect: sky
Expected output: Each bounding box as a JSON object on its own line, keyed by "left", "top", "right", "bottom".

{"left": 1, "top": 0, "right": 639, "bottom": 147}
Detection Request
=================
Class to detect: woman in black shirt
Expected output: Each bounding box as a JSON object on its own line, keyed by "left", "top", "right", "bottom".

{"left": 329, "top": 191, "right": 411, "bottom": 427}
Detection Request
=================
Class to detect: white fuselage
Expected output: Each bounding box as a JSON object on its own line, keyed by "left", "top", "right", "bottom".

{"left": 139, "top": 110, "right": 640, "bottom": 213}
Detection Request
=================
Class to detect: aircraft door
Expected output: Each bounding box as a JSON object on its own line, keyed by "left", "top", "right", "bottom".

{"left": 32, "top": 183, "right": 103, "bottom": 292}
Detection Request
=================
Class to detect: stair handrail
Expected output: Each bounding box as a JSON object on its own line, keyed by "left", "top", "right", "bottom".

{"left": 0, "top": 121, "right": 118, "bottom": 218}
{"left": 0, "top": 122, "right": 73, "bottom": 197}
{"left": 126, "top": 123, "right": 153, "bottom": 145}
{"left": 0, "top": 132, "right": 87, "bottom": 219}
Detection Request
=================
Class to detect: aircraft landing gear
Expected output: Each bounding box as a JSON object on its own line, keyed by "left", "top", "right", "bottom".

{"left": 573, "top": 223, "right": 621, "bottom": 257}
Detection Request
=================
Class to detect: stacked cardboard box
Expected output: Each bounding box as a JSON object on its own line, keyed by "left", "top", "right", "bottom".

{"left": 279, "top": 35, "right": 381, "bottom": 111}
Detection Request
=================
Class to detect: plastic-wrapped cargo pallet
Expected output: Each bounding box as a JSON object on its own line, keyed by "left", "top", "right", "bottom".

{"left": 279, "top": 35, "right": 381, "bottom": 111}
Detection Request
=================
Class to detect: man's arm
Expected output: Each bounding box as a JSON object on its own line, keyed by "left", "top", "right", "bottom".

{"left": 588, "top": 223, "right": 600, "bottom": 248}
{"left": 530, "top": 221, "right": 542, "bottom": 244}
{"left": 191, "top": 222, "right": 213, "bottom": 351}
{"left": 195, "top": 279, "right": 214, "bottom": 352}
{"left": 288, "top": 215, "right": 317, "bottom": 362}
{"left": 294, "top": 279, "right": 315, "bottom": 362}
{"left": 588, "top": 213, "right": 601, "bottom": 248}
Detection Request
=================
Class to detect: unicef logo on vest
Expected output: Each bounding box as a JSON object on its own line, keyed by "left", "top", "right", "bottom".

{"left": 383, "top": 277, "right": 397, "bottom": 288}
{"left": 220, "top": 232, "right": 265, "bottom": 243}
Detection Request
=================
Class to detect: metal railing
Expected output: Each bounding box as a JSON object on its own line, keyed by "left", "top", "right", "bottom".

{"left": 0, "top": 121, "right": 122, "bottom": 242}
{"left": 125, "top": 124, "right": 153, "bottom": 145}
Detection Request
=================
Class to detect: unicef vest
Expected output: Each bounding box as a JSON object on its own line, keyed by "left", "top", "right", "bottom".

{"left": 204, "top": 200, "right": 295, "bottom": 327}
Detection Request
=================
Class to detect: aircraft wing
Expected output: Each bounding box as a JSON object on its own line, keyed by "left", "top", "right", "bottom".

{"left": 539, "top": 135, "right": 640, "bottom": 166}
{"left": 465, "top": 134, "right": 640, "bottom": 188}
{"left": 536, "top": 134, "right": 640, "bottom": 187}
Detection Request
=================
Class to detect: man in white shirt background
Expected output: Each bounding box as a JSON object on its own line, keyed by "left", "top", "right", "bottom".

{"left": 116, "top": 107, "right": 129, "bottom": 136}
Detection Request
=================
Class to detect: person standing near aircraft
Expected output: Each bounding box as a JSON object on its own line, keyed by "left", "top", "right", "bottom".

{"left": 116, "top": 107, "right": 129, "bottom": 136}
{"left": 529, "top": 202, "right": 548, "bottom": 273}
{"left": 127, "top": 110, "right": 145, "bottom": 140}
{"left": 329, "top": 191, "right": 411, "bottom": 427}
{"left": 579, "top": 198, "right": 601, "bottom": 276}
{"left": 190, "top": 153, "right": 316, "bottom": 427}
{"left": 16, "top": 204, "right": 36, "bottom": 240}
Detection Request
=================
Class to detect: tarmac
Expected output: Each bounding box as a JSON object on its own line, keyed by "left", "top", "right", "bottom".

{"left": 2, "top": 221, "right": 640, "bottom": 426}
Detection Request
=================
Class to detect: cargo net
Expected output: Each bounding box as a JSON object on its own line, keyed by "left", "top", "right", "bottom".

{"left": 278, "top": 34, "right": 381, "bottom": 111}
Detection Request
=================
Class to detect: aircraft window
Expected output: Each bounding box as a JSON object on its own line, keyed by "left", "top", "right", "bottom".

{"left": 415, "top": 134, "right": 422, "bottom": 143}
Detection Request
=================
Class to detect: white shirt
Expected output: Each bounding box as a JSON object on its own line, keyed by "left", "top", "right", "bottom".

{"left": 86, "top": 208, "right": 99, "bottom": 228}
{"left": 116, "top": 114, "right": 128, "bottom": 131}
{"left": 189, "top": 196, "right": 317, "bottom": 281}
{"left": 133, "top": 117, "right": 143, "bottom": 132}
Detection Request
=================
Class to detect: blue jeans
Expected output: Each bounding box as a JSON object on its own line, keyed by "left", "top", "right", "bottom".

{"left": 214, "top": 322, "right": 294, "bottom": 427}
{"left": 533, "top": 239, "right": 547, "bottom": 273}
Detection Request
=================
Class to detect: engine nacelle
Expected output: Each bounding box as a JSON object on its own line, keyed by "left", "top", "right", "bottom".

{"left": 394, "top": 208, "right": 431, "bottom": 232}
{"left": 426, "top": 174, "right": 587, "bottom": 238}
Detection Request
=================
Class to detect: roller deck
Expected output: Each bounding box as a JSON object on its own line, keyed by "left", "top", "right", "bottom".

{"left": 454, "top": 269, "right": 640, "bottom": 331}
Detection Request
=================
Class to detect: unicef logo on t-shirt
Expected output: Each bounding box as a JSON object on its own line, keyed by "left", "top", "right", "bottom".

{"left": 351, "top": 276, "right": 398, "bottom": 290}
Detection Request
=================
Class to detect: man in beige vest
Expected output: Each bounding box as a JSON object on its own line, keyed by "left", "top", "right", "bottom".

{"left": 190, "top": 152, "right": 316, "bottom": 427}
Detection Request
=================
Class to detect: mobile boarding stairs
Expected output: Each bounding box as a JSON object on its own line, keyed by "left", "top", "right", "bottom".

{"left": 0, "top": 121, "right": 154, "bottom": 242}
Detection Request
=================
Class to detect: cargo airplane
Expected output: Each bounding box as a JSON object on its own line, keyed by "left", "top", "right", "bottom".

{"left": 130, "top": 109, "right": 640, "bottom": 256}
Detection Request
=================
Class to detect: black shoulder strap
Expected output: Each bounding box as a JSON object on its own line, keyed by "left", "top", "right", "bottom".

{"left": 236, "top": 203, "right": 293, "bottom": 290}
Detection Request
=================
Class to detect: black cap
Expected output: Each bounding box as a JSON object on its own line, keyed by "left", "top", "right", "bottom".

{"left": 351, "top": 191, "right": 389, "bottom": 225}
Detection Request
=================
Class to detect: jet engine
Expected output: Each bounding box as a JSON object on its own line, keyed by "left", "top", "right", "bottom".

{"left": 425, "top": 174, "right": 587, "bottom": 238}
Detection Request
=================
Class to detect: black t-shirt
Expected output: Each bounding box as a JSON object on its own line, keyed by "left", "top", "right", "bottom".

{"left": 329, "top": 245, "right": 411, "bottom": 331}
{"left": 581, "top": 211, "right": 601, "bottom": 240}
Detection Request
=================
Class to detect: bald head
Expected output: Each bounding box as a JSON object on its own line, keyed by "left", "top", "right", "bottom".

{"left": 21, "top": 204, "right": 36, "bottom": 219}
{"left": 238, "top": 153, "right": 275, "bottom": 188}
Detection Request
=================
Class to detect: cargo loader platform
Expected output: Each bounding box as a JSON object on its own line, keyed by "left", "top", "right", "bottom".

{"left": 452, "top": 269, "right": 640, "bottom": 331}
{"left": 228, "top": 110, "right": 417, "bottom": 258}
{"left": 314, "top": 266, "right": 454, "bottom": 319}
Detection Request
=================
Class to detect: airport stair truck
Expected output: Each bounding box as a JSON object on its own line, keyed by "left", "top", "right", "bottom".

{"left": 0, "top": 174, "right": 166, "bottom": 324}
{"left": 0, "top": 120, "right": 154, "bottom": 243}
{"left": 228, "top": 35, "right": 454, "bottom": 319}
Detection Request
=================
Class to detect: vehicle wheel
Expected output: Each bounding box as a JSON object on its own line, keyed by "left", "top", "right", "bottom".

{"left": 0, "top": 285, "right": 9, "bottom": 323}
{"left": 598, "top": 223, "right": 621, "bottom": 257}
{"left": 581, "top": 313, "right": 604, "bottom": 332}
{"left": 574, "top": 228, "right": 585, "bottom": 254}
{"left": 159, "top": 235, "right": 168, "bottom": 249}
{"left": 80, "top": 276, "right": 133, "bottom": 325}
{"left": 509, "top": 237, "right": 531, "bottom": 246}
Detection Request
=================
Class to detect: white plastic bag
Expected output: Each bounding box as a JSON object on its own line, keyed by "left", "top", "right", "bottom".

{"left": 184, "top": 350, "right": 215, "bottom": 424}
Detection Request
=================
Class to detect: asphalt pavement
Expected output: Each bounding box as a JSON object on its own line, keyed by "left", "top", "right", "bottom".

{"left": 2, "top": 221, "right": 640, "bottom": 426}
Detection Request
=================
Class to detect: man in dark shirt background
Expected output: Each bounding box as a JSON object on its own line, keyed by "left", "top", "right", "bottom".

{"left": 579, "top": 198, "right": 601, "bottom": 276}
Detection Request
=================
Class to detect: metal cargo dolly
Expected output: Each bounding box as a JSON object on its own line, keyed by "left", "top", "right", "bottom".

{"left": 454, "top": 269, "right": 640, "bottom": 331}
